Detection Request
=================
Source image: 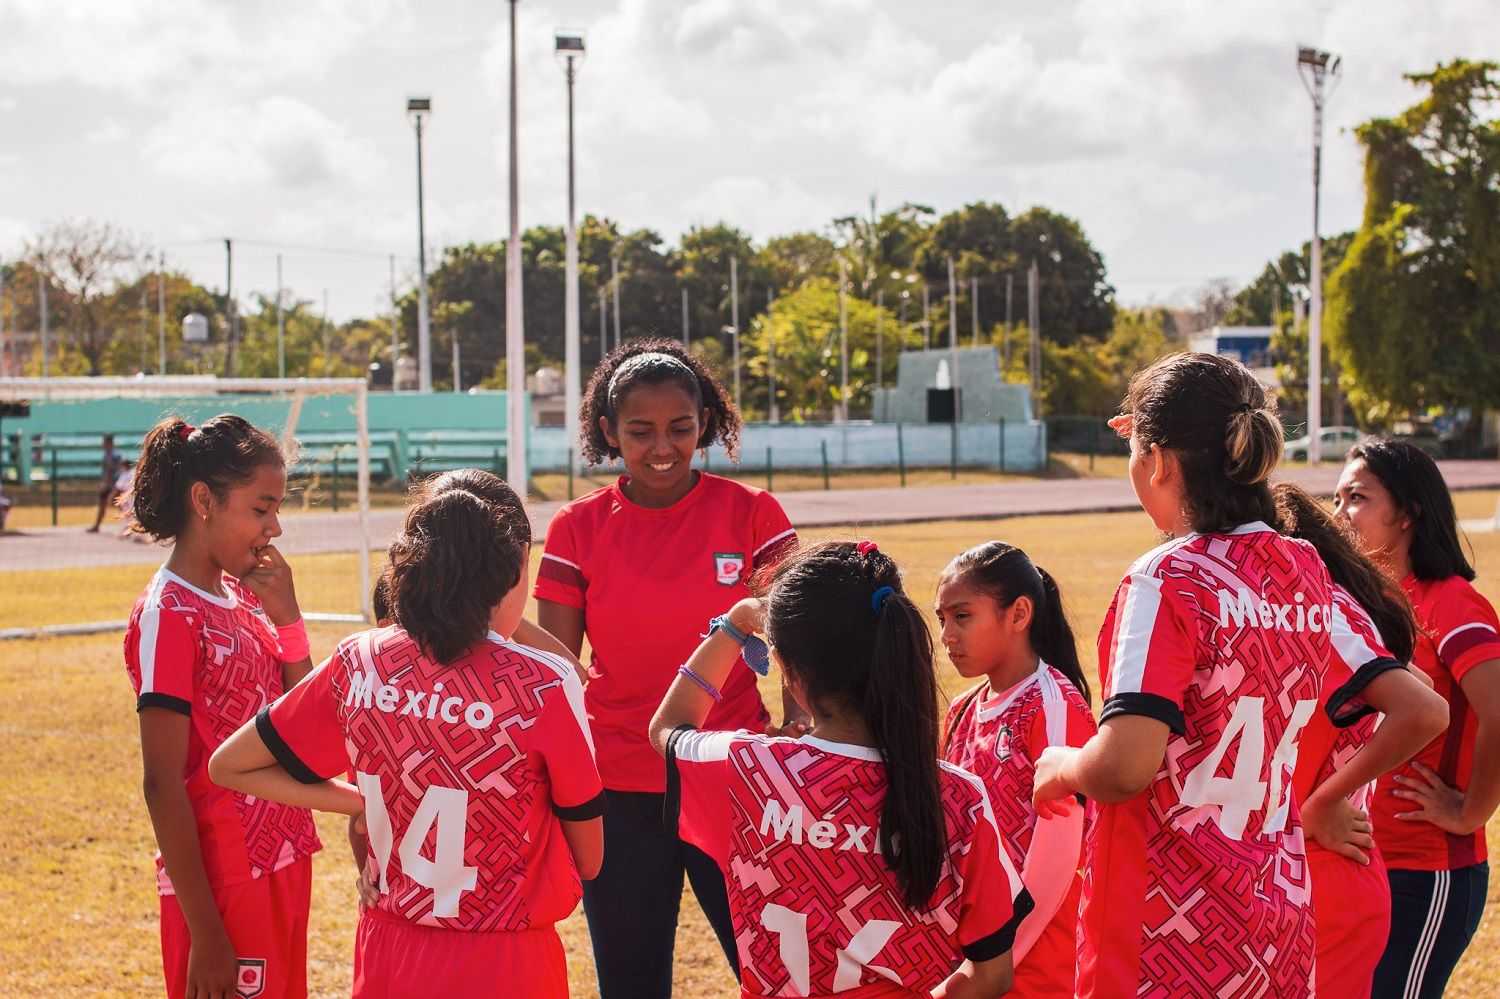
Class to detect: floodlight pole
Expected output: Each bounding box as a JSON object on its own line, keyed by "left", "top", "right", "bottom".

{"left": 157, "top": 251, "right": 166, "bottom": 374}
{"left": 730, "top": 254, "right": 740, "bottom": 414}
{"left": 224, "top": 239, "right": 236, "bottom": 376}
{"left": 556, "top": 29, "right": 585, "bottom": 470}
{"left": 838, "top": 257, "right": 849, "bottom": 423}
{"left": 408, "top": 97, "right": 434, "bottom": 392}
{"left": 1298, "top": 45, "right": 1341, "bottom": 463}
{"left": 505, "top": 0, "right": 526, "bottom": 490}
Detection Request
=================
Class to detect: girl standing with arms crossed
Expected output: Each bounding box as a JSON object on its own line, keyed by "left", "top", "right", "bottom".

{"left": 1275, "top": 484, "right": 1448, "bottom": 998}
{"left": 123, "top": 415, "right": 322, "bottom": 999}
{"left": 212, "top": 484, "right": 605, "bottom": 998}
{"left": 651, "top": 541, "right": 1032, "bottom": 998}
{"left": 937, "top": 542, "right": 1096, "bottom": 997}
{"left": 1032, "top": 354, "right": 1404, "bottom": 998}
{"left": 536, "top": 339, "right": 801, "bottom": 998}
{"left": 1335, "top": 441, "right": 1500, "bottom": 998}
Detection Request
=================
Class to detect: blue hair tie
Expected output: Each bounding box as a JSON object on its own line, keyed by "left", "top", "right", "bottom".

{"left": 871, "top": 585, "right": 895, "bottom": 614}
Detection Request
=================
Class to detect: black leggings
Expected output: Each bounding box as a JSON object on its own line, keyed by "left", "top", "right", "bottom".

{"left": 581, "top": 789, "right": 739, "bottom": 999}
{"left": 1372, "top": 862, "right": 1488, "bottom": 999}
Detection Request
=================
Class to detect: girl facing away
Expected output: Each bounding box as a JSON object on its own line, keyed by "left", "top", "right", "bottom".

{"left": 650, "top": 540, "right": 1033, "bottom": 999}
{"left": 1031, "top": 353, "right": 1407, "bottom": 998}
{"left": 936, "top": 542, "right": 1096, "bottom": 998}
{"left": 211, "top": 481, "right": 605, "bottom": 999}
{"left": 123, "top": 414, "right": 322, "bottom": 999}
{"left": 1274, "top": 484, "right": 1447, "bottom": 999}
{"left": 1335, "top": 440, "right": 1500, "bottom": 999}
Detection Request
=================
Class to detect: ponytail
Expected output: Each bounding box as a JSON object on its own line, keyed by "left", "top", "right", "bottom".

{"left": 132, "top": 413, "right": 283, "bottom": 541}
{"left": 942, "top": 541, "right": 1089, "bottom": 704}
{"left": 765, "top": 541, "right": 945, "bottom": 908}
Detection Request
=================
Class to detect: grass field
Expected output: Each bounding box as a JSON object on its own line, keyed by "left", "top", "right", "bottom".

{"left": 3, "top": 500, "right": 1500, "bottom": 996}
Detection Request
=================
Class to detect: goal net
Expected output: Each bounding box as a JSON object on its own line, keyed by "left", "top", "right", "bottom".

{"left": 0, "top": 376, "right": 373, "bottom": 641}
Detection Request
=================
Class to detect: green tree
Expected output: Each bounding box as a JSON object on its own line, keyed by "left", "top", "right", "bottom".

{"left": 1326, "top": 59, "right": 1500, "bottom": 424}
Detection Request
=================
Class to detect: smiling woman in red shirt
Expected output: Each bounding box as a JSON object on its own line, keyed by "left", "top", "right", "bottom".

{"left": 1336, "top": 440, "right": 1500, "bottom": 999}
{"left": 536, "top": 339, "right": 802, "bottom": 999}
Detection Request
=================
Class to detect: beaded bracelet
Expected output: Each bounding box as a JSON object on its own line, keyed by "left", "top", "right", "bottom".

{"left": 677, "top": 664, "right": 723, "bottom": 702}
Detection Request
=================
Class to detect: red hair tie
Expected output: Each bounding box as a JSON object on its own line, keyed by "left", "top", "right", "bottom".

{"left": 856, "top": 540, "right": 878, "bottom": 556}
{"left": 177, "top": 423, "right": 194, "bottom": 441}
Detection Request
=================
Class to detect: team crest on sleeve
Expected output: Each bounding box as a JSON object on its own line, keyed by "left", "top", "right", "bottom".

{"left": 714, "top": 552, "right": 745, "bottom": 586}
{"left": 235, "top": 958, "right": 266, "bottom": 998}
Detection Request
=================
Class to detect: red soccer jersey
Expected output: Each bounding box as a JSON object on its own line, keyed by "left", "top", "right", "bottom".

{"left": 668, "top": 729, "right": 1032, "bottom": 999}
{"left": 533, "top": 473, "right": 797, "bottom": 792}
{"left": 942, "top": 662, "right": 1096, "bottom": 998}
{"left": 1372, "top": 575, "right": 1500, "bottom": 871}
{"left": 123, "top": 568, "right": 321, "bottom": 895}
{"left": 260, "top": 626, "right": 605, "bottom": 931}
{"left": 1083, "top": 524, "right": 1382, "bottom": 999}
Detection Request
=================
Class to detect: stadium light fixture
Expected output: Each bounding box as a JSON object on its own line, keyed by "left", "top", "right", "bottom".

{"left": 407, "top": 96, "right": 433, "bottom": 392}
{"left": 1296, "top": 45, "right": 1341, "bottom": 463}
{"left": 555, "top": 28, "right": 586, "bottom": 474}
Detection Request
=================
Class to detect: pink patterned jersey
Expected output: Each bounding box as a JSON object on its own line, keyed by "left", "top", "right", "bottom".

{"left": 1292, "top": 585, "right": 1402, "bottom": 819}
{"left": 1082, "top": 523, "right": 1387, "bottom": 999}
{"left": 262, "top": 625, "right": 604, "bottom": 932}
{"left": 942, "top": 663, "right": 1096, "bottom": 998}
{"left": 668, "top": 729, "right": 1032, "bottom": 998}
{"left": 123, "top": 568, "right": 321, "bottom": 895}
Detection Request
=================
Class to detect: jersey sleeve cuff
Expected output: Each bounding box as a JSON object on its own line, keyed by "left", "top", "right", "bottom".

{"left": 254, "top": 705, "right": 328, "bottom": 785}
{"left": 962, "top": 888, "right": 1036, "bottom": 962}
{"left": 553, "top": 790, "right": 607, "bottom": 822}
{"left": 532, "top": 583, "right": 584, "bottom": 610}
{"left": 1325, "top": 657, "right": 1404, "bottom": 728}
{"left": 1100, "top": 692, "right": 1185, "bottom": 735}
{"left": 661, "top": 724, "right": 697, "bottom": 837}
{"left": 137, "top": 692, "right": 191, "bottom": 716}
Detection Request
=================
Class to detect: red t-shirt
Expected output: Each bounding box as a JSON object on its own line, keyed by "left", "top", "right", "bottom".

{"left": 123, "top": 568, "right": 321, "bottom": 895}
{"left": 533, "top": 473, "right": 797, "bottom": 792}
{"left": 260, "top": 626, "right": 605, "bottom": 931}
{"left": 668, "top": 728, "right": 1031, "bottom": 998}
{"left": 1082, "top": 524, "right": 1380, "bottom": 999}
{"left": 942, "top": 663, "right": 1096, "bottom": 998}
{"left": 1372, "top": 575, "right": 1500, "bottom": 871}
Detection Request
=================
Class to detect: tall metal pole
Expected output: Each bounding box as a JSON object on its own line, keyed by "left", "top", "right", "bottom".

{"left": 875, "top": 289, "right": 884, "bottom": 390}
{"left": 276, "top": 253, "right": 285, "bottom": 380}
{"left": 921, "top": 283, "right": 931, "bottom": 349}
{"left": 0, "top": 258, "right": 6, "bottom": 377}
{"left": 414, "top": 111, "right": 433, "bottom": 392}
{"left": 681, "top": 287, "right": 689, "bottom": 346}
{"left": 1027, "top": 259, "right": 1041, "bottom": 404}
{"left": 610, "top": 253, "right": 621, "bottom": 350}
{"left": 767, "top": 286, "right": 778, "bottom": 424}
{"left": 452, "top": 330, "right": 462, "bottom": 392}
{"left": 224, "top": 238, "right": 235, "bottom": 376}
{"left": 947, "top": 255, "right": 960, "bottom": 418}
{"left": 1004, "top": 271, "right": 1014, "bottom": 370}
{"left": 730, "top": 254, "right": 740, "bottom": 415}
{"left": 322, "top": 289, "right": 330, "bottom": 371}
{"left": 1299, "top": 46, "right": 1340, "bottom": 463}
{"left": 389, "top": 253, "right": 399, "bottom": 388}
{"left": 157, "top": 250, "right": 166, "bottom": 373}
{"left": 598, "top": 286, "right": 607, "bottom": 361}
{"left": 505, "top": 0, "right": 526, "bottom": 490}
{"left": 139, "top": 281, "right": 148, "bottom": 373}
{"left": 562, "top": 51, "right": 581, "bottom": 472}
{"left": 838, "top": 257, "right": 849, "bottom": 423}
{"left": 39, "top": 273, "right": 48, "bottom": 378}
{"left": 971, "top": 277, "right": 980, "bottom": 347}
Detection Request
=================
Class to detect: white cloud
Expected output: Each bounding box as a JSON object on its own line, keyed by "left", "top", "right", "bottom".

{"left": 86, "top": 120, "right": 127, "bottom": 145}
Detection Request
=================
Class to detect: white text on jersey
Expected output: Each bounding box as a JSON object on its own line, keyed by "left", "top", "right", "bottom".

{"left": 345, "top": 669, "right": 497, "bottom": 730}
{"left": 759, "top": 800, "right": 882, "bottom": 855}
{"left": 1218, "top": 589, "right": 1334, "bottom": 634}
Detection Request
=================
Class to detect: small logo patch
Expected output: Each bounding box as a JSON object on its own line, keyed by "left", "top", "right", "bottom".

{"left": 714, "top": 552, "right": 745, "bottom": 586}
{"left": 236, "top": 958, "right": 266, "bottom": 998}
{"left": 995, "top": 723, "right": 1013, "bottom": 762}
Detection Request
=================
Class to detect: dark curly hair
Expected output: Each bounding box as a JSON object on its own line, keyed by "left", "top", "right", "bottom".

{"left": 578, "top": 337, "right": 741, "bottom": 464}
{"left": 131, "top": 414, "right": 286, "bottom": 541}
{"left": 387, "top": 489, "right": 529, "bottom": 664}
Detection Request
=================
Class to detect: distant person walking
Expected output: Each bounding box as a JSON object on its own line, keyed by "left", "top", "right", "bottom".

{"left": 89, "top": 433, "right": 125, "bottom": 532}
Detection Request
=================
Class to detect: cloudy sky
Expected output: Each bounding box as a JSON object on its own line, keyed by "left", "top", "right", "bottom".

{"left": 2, "top": 0, "right": 1495, "bottom": 323}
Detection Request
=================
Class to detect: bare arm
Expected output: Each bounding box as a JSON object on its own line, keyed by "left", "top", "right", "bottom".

{"left": 512, "top": 617, "right": 588, "bottom": 686}
{"left": 649, "top": 599, "right": 759, "bottom": 757}
{"left": 1303, "top": 668, "right": 1448, "bottom": 862}
{"left": 933, "top": 954, "right": 1014, "bottom": 999}
{"left": 560, "top": 817, "right": 605, "bottom": 881}
{"left": 208, "top": 719, "right": 363, "bottom": 816}
{"left": 1034, "top": 714, "right": 1170, "bottom": 814}
{"left": 140, "top": 709, "right": 239, "bottom": 999}
{"left": 537, "top": 599, "right": 585, "bottom": 659}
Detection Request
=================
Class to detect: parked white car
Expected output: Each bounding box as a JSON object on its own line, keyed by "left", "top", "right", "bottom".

{"left": 1283, "top": 426, "right": 1367, "bottom": 462}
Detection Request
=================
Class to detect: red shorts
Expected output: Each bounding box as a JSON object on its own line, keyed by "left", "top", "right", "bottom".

{"left": 1012, "top": 870, "right": 1083, "bottom": 998}
{"left": 1310, "top": 845, "right": 1390, "bottom": 999}
{"left": 160, "top": 855, "right": 312, "bottom": 999}
{"left": 352, "top": 909, "right": 569, "bottom": 999}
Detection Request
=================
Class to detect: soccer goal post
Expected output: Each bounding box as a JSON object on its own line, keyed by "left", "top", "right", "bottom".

{"left": 0, "top": 376, "right": 373, "bottom": 641}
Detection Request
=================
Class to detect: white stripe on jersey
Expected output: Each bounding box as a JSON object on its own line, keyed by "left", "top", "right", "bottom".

{"left": 1038, "top": 667, "right": 1068, "bottom": 749}
{"left": 1438, "top": 621, "right": 1497, "bottom": 658}
{"left": 137, "top": 570, "right": 170, "bottom": 694}
{"left": 753, "top": 527, "right": 797, "bottom": 559}
{"left": 1110, "top": 573, "right": 1165, "bottom": 697}
{"left": 540, "top": 552, "right": 583, "bottom": 571}
{"left": 671, "top": 727, "right": 736, "bottom": 763}
{"left": 1329, "top": 600, "right": 1382, "bottom": 672}
{"left": 938, "top": 760, "right": 1025, "bottom": 896}
{"left": 498, "top": 637, "right": 596, "bottom": 756}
